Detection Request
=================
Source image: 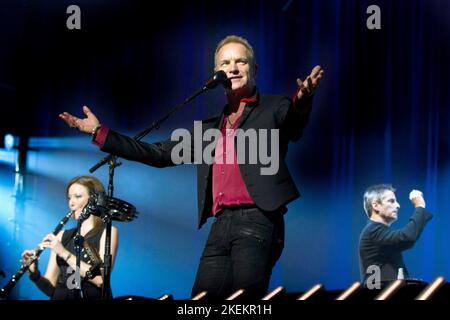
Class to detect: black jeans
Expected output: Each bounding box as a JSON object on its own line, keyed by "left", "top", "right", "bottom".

{"left": 191, "top": 206, "right": 285, "bottom": 300}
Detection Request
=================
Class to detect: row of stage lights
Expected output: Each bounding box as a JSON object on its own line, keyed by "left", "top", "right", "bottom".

{"left": 121, "top": 276, "right": 445, "bottom": 301}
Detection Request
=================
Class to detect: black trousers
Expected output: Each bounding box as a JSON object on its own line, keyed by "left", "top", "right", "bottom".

{"left": 191, "top": 206, "right": 285, "bottom": 300}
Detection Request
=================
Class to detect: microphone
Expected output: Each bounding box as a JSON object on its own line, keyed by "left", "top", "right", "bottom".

{"left": 203, "top": 70, "right": 230, "bottom": 90}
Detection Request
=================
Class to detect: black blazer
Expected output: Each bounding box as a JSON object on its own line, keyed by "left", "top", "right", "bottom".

{"left": 101, "top": 92, "right": 313, "bottom": 228}
{"left": 358, "top": 207, "right": 433, "bottom": 284}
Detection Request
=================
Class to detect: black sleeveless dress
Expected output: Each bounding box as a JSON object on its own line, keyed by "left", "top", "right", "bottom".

{"left": 51, "top": 226, "right": 111, "bottom": 300}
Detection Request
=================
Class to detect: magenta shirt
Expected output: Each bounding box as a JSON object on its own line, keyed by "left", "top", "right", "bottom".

{"left": 92, "top": 125, "right": 109, "bottom": 147}
{"left": 211, "top": 97, "right": 258, "bottom": 215}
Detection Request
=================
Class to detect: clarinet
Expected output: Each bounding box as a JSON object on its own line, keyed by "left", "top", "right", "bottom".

{"left": 0, "top": 211, "right": 74, "bottom": 298}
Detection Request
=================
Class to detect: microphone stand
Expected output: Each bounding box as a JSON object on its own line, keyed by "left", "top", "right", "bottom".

{"left": 73, "top": 208, "right": 91, "bottom": 299}
{"left": 73, "top": 218, "right": 83, "bottom": 299}
{"left": 99, "top": 156, "right": 120, "bottom": 300}
{"left": 89, "top": 74, "right": 225, "bottom": 300}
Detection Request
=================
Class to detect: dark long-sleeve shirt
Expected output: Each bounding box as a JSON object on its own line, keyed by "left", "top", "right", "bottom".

{"left": 358, "top": 207, "right": 433, "bottom": 285}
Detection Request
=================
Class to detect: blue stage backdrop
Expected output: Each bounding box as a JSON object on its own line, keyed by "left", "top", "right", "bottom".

{"left": 0, "top": 0, "right": 449, "bottom": 299}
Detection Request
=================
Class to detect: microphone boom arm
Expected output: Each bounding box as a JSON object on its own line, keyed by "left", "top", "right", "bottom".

{"left": 89, "top": 71, "right": 227, "bottom": 173}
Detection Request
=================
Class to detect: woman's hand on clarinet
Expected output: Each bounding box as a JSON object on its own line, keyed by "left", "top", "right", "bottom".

{"left": 40, "top": 233, "right": 65, "bottom": 258}
{"left": 21, "top": 250, "right": 39, "bottom": 274}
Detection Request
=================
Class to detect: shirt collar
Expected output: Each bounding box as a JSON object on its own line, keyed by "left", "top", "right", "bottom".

{"left": 240, "top": 88, "right": 259, "bottom": 105}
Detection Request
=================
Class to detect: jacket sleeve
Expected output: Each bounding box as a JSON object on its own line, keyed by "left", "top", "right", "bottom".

{"left": 275, "top": 95, "right": 314, "bottom": 142}
{"left": 100, "top": 129, "right": 190, "bottom": 168}
{"left": 370, "top": 207, "right": 433, "bottom": 251}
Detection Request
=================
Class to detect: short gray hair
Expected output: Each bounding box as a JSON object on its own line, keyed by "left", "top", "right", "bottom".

{"left": 363, "top": 184, "right": 396, "bottom": 218}
{"left": 214, "top": 35, "right": 256, "bottom": 71}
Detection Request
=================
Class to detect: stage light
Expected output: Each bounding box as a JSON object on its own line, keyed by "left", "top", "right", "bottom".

{"left": 191, "top": 291, "right": 207, "bottom": 300}
{"left": 335, "top": 282, "right": 362, "bottom": 300}
{"left": 158, "top": 294, "right": 173, "bottom": 300}
{"left": 226, "top": 289, "right": 245, "bottom": 300}
{"left": 374, "top": 279, "right": 404, "bottom": 300}
{"left": 261, "top": 286, "right": 285, "bottom": 300}
{"left": 415, "top": 276, "right": 446, "bottom": 300}
{"left": 4, "top": 134, "right": 15, "bottom": 150}
{"left": 297, "top": 284, "right": 324, "bottom": 300}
